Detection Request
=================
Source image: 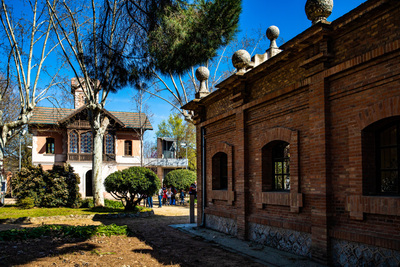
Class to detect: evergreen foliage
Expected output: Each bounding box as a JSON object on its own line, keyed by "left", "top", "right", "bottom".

{"left": 104, "top": 167, "right": 160, "bottom": 211}
{"left": 16, "top": 197, "right": 35, "bottom": 209}
{"left": 163, "top": 169, "right": 196, "bottom": 191}
{"left": 12, "top": 164, "right": 81, "bottom": 208}
{"left": 147, "top": 0, "right": 242, "bottom": 75}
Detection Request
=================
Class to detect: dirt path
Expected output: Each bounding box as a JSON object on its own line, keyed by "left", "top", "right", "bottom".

{"left": 0, "top": 205, "right": 266, "bottom": 267}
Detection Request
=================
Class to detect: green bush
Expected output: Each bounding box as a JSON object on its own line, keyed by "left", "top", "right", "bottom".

{"left": 17, "top": 197, "right": 35, "bottom": 209}
{"left": 80, "top": 198, "right": 94, "bottom": 208}
{"left": 163, "top": 169, "right": 196, "bottom": 191}
{"left": 104, "top": 167, "right": 160, "bottom": 211}
{"left": 12, "top": 164, "right": 82, "bottom": 208}
{"left": 80, "top": 199, "right": 123, "bottom": 209}
{"left": 105, "top": 199, "right": 124, "bottom": 209}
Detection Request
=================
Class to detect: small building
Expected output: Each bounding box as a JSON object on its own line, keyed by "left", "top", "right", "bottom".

{"left": 29, "top": 79, "right": 152, "bottom": 198}
{"left": 144, "top": 137, "right": 188, "bottom": 181}
{"left": 183, "top": 0, "right": 400, "bottom": 265}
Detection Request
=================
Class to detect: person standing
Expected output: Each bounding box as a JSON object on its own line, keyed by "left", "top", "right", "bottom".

{"left": 189, "top": 183, "right": 197, "bottom": 199}
{"left": 147, "top": 194, "right": 153, "bottom": 208}
{"left": 166, "top": 188, "right": 172, "bottom": 206}
{"left": 158, "top": 187, "right": 163, "bottom": 208}
{"left": 162, "top": 186, "right": 167, "bottom": 205}
{"left": 180, "top": 189, "right": 185, "bottom": 205}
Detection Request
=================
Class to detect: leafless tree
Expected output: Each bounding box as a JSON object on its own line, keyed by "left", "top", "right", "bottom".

{"left": 47, "top": 0, "right": 139, "bottom": 207}
{"left": 142, "top": 27, "right": 269, "bottom": 123}
{"left": 131, "top": 86, "right": 153, "bottom": 167}
{"left": 0, "top": 0, "right": 64, "bottom": 204}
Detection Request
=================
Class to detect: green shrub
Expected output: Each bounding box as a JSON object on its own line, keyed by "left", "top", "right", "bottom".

{"left": 163, "top": 169, "right": 196, "bottom": 191}
{"left": 12, "top": 164, "right": 82, "bottom": 208}
{"left": 104, "top": 167, "right": 160, "bottom": 211}
{"left": 79, "top": 199, "right": 123, "bottom": 209}
{"left": 80, "top": 199, "right": 94, "bottom": 208}
{"left": 105, "top": 199, "right": 124, "bottom": 209}
{"left": 17, "top": 197, "right": 35, "bottom": 209}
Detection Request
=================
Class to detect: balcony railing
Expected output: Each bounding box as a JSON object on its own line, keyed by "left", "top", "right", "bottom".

{"left": 162, "top": 150, "right": 175, "bottom": 159}
{"left": 143, "top": 158, "right": 188, "bottom": 167}
{"left": 68, "top": 153, "right": 116, "bottom": 162}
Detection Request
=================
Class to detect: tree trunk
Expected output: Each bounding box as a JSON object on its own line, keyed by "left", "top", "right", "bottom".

{"left": 92, "top": 130, "right": 104, "bottom": 207}
{"left": 89, "top": 108, "right": 109, "bottom": 208}
{"left": 0, "top": 130, "right": 6, "bottom": 206}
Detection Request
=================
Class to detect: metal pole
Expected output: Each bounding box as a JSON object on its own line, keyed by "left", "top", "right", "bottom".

{"left": 190, "top": 194, "right": 195, "bottom": 223}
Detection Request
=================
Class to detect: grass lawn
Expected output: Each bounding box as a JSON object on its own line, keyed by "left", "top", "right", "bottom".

{"left": 0, "top": 205, "right": 151, "bottom": 220}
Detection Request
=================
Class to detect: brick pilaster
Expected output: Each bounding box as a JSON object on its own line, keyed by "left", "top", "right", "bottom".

{"left": 235, "top": 110, "right": 248, "bottom": 239}
{"left": 308, "top": 77, "right": 331, "bottom": 264}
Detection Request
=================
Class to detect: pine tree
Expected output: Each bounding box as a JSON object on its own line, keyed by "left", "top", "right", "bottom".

{"left": 147, "top": 0, "right": 242, "bottom": 75}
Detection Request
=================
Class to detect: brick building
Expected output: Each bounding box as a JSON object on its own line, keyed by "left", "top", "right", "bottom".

{"left": 183, "top": 0, "right": 400, "bottom": 265}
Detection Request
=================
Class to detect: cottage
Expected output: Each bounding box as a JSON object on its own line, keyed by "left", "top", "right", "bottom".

{"left": 29, "top": 78, "right": 153, "bottom": 198}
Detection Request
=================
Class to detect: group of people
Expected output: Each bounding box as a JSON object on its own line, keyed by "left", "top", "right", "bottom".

{"left": 157, "top": 185, "right": 184, "bottom": 207}
{"left": 140, "top": 182, "right": 197, "bottom": 208}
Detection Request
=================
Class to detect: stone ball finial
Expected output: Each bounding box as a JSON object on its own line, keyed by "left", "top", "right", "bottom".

{"left": 195, "top": 66, "right": 210, "bottom": 82}
{"left": 266, "top": 26, "right": 280, "bottom": 49}
{"left": 266, "top": 26, "right": 280, "bottom": 41}
{"left": 232, "top": 49, "right": 251, "bottom": 73}
{"left": 305, "top": 0, "right": 333, "bottom": 24}
{"left": 195, "top": 66, "right": 210, "bottom": 99}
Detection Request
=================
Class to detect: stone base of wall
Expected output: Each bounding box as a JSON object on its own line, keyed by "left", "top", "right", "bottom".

{"left": 205, "top": 214, "right": 237, "bottom": 236}
{"left": 332, "top": 239, "right": 400, "bottom": 266}
{"left": 248, "top": 222, "right": 311, "bottom": 257}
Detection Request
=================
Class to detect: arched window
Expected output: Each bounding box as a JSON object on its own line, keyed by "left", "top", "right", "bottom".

{"left": 212, "top": 152, "right": 228, "bottom": 190}
{"left": 80, "top": 132, "right": 92, "bottom": 153}
{"left": 69, "top": 131, "right": 78, "bottom": 153}
{"left": 262, "top": 141, "right": 290, "bottom": 191}
{"left": 377, "top": 123, "right": 399, "bottom": 194}
{"left": 105, "top": 133, "right": 114, "bottom": 154}
{"left": 363, "top": 118, "right": 400, "bottom": 195}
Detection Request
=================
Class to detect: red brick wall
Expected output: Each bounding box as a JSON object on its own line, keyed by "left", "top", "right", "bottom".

{"left": 191, "top": 0, "right": 400, "bottom": 263}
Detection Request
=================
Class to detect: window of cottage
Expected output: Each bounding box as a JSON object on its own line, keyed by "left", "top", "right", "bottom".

{"left": 69, "top": 131, "right": 78, "bottom": 153}
{"left": 212, "top": 152, "right": 228, "bottom": 190}
{"left": 377, "top": 122, "right": 399, "bottom": 195}
{"left": 262, "top": 141, "right": 290, "bottom": 191}
{"left": 80, "top": 132, "right": 93, "bottom": 153}
{"left": 124, "top": 140, "right": 132, "bottom": 156}
{"left": 105, "top": 133, "right": 114, "bottom": 154}
{"left": 46, "top": 138, "right": 55, "bottom": 154}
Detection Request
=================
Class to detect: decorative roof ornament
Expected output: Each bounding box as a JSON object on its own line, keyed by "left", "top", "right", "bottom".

{"left": 266, "top": 25, "right": 282, "bottom": 58}
{"left": 232, "top": 49, "right": 254, "bottom": 75}
{"left": 195, "top": 66, "right": 210, "bottom": 99}
{"left": 305, "top": 0, "right": 333, "bottom": 25}
{"left": 266, "top": 25, "right": 280, "bottom": 49}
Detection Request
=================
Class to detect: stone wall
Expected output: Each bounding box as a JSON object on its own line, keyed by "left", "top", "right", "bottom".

{"left": 248, "top": 223, "right": 311, "bottom": 258}
{"left": 205, "top": 214, "right": 237, "bottom": 236}
{"left": 332, "top": 239, "right": 400, "bottom": 266}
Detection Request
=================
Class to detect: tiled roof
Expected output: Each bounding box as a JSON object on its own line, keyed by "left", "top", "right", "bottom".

{"left": 111, "top": 111, "right": 152, "bottom": 130}
{"left": 29, "top": 106, "right": 153, "bottom": 130}
{"left": 29, "top": 107, "right": 72, "bottom": 125}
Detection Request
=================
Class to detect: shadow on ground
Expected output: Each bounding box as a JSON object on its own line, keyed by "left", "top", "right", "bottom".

{"left": 0, "top": 207, "right": 265, "bottom": 267}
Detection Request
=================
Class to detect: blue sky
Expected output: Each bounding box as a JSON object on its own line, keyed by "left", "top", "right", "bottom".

{"left": 34, "top": 0, "right": 366, "bottom": 144}
{"left": 106, "top": 0, "right": 366, "bottom": 143}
